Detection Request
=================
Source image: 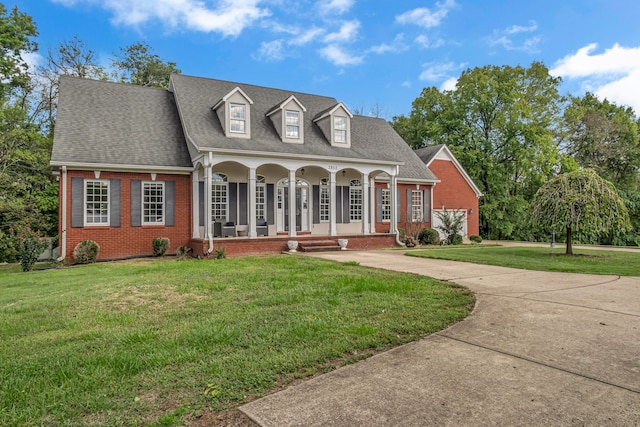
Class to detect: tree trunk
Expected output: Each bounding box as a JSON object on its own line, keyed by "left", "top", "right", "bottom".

{"left": 566, "top": 226, "right": 573, "bottom": 256}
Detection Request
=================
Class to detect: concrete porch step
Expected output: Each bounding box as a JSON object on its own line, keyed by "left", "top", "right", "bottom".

{"left": 299, "top": 240, "right": 341, "bottom": 252}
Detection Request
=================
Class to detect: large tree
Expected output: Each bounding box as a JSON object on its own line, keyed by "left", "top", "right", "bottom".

{"left": 111, "top": 42, "right": 180, "bottom": 88}
{"left": 531, "top": 169, "right": 631, "bottom": 255}
{"left": 393, "top": 62, "right": 566, "bottom": 239}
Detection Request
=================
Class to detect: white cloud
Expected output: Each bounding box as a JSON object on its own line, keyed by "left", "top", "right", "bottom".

{"left": 323, "top": 20, "right": 360, "bottom": 44}
{"left": 368, "top": 34, "right": 408, "bottom": 55}
{"left": 292, "top": 27, "right": 326, "bottom": 46}
{"left": 254, "top": 40, "right": 285, "bottom": 61}
{"left": 415, "top": 34, "right": 444, "bottom": 49}
{"left": 440, "top": 77, "right": 457, "bottom": 91}
{"left": 419, "top": 61, "right": 460, "bottom": 81}
{"left": 487, "top": 20, "right": 540, "bottom": 53}
{"left": 318, "top": 0, "right": 355, "bottom": 15}
{"left": 395, "top": 0, "right": 457, "bottom": 29}
{"left": 52, "top": 0, "right": 270, "bottom": 37}
{"left": 22, "top": 51, "right": 43, "bottom": 71}
{"left": 551, "top": 43, "right": 640, "bottom": 114}
{"left": 319, "top": 44, "right": 363, "bottom": 66}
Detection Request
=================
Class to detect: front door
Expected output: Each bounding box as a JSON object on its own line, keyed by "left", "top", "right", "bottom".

{"left": 276, "top": 178, "right": 310, "bottom": 232}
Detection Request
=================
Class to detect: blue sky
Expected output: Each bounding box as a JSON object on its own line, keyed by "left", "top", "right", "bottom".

{"left": 15, "top": 0, "right": 640, "bottom": 118}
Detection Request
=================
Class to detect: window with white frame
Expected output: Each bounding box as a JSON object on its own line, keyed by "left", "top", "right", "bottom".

{"left": 381, "top": 188, "right": 391, "bottom": 222}
{"left": 411, "top": 190, "right": 423, "bottom": 222}
{"left": 85, "top": 179, "right": 109, "bottom": 225}
{"left": 334, "top": 116, "right": 347, "bottom": 143}
{"left": 143, "top": 181, "right": 164, "bottom": 225}
{"left": 349, "top": 179, "right": 362, "bottom": 221}
{"left": 230, "top": 103, "right": 246, "bottom": 133}
{"left": 285, "top": 110, "right": 300, "bottom": 138}
{"left": 256, "top": 175, "right": 266, "bottom": 220}
{"left": 211, "top": 173, "right": 228, "bottom": 222}
{"left": 320, "top": 178, "right": 330, "bottom": 222}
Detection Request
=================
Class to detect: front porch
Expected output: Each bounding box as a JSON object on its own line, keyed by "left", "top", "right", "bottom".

{"left": 190, "top": 233, "right": 397, "bottom": 258}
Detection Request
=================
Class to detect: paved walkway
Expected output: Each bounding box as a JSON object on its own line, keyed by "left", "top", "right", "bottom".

{"left": 241, "top": 250, "right": 640, "bottom": 426}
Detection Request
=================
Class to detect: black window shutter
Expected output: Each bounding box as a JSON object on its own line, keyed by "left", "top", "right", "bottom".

{"left": 267, "top": 184, "right": 275, "bottom": 225}
{"left": 131, "top": 180, "right": 142, "bottom": 227}
{"left": 312, "top": 185, "right": 320, "bottom": 224}
{"left": 229, "top": 182, "right": 237, "bottom": 223}
{"left": 335, "top": 186, "right": 342, "bottom": 223}
{"left": 165, "top": 181, "right": 175, "bottom": 226}
{"left": 423, "top": 188, "right": 431, "bottom": 223}
{"left": 376, "top": 187, "right": 383, "bottom": 223}
{"left": 110, "top": 179, "right": 121, "bottom": 227}
{"left": 71, "top": 177, "right": 84, "bottom": 228}
{"left": 406, "top": 188, "right": 412, "bottom": 222}
{"left": 239, "top": 183, "right": 248, "bottom": 225}
{"left": 342, "top": 186, "right": 350, "bottom": 224}
{"left": 199, "top": 181, "right": 204, "bottom": 226}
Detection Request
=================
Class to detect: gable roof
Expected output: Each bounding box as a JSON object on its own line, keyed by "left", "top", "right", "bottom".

{"left": 51, "top": 76, "right": 192, "bottom": 171}
{"left": 415, "top": 144, "right": 483, "bottom": 197}
{"left": 169, "top": 74, "right": 436, "bottom": 182}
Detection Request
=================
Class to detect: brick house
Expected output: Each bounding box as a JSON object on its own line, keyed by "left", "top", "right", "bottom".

{"left": 51, "top": 74, "right": 479, "bottom": 260}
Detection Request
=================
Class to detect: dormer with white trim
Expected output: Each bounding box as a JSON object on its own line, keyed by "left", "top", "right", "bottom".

{"left": 266, "top": 95, "right": 307, "bottom": 144}
{"left": 313, "top": 102, "right": 353, "bottom": 148}
{"left": 212, "top": 87, "right": 253, "bottom": 139}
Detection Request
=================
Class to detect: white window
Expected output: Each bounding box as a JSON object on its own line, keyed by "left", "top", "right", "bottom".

{"left": 349, "top": 179, "right": 362, "bottom": 221}
{"left": 143, "top": 181, "right": 164, "bottom": 225}
{"left": 230, "top": 103, "right": 246, "bottom": 133}
{"left": 320, "top": 178, "right": 330, "bottom": 222}
{"left": 256, "top": 175, "right": 266, "bottom": 220}
{"left": 381, "top": 189, "right": 391, "bottom": 222}
{"left": 285, "top": 110, "right": 300, "bottom": 138}
{"left": 211, "top": 173, "right": 228, "bottom": 222}
{"left": 411, "top": 190, "right": 423, "bottom": 222}
{"left": 85, "top": 180, "right": 109, "bottom": 225}
{"left": 334, "top": 116, "right": 347, "bottom": 143}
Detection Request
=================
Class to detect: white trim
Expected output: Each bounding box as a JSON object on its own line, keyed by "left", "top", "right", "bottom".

{"left": 212, "top": 86, "right": 254, "bottom": 110}
{"left": 50, "top": 161, "right": 193, "bottom": 174}
{"left": 141, "top": 181, "right": 165, "bottom": 226}
{"left": 423, "top": 145, "right": 483, "bottom": 197}
{"left": 313, "top": 102, "right": 353, "bottom": 121}
{"left": 266, "top": 94, "right": 307, "bottom": 116}
{"left": 84, "top": 179, "right": 110, "bottom": 226}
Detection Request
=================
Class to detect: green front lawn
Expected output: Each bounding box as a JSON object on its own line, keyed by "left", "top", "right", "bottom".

{"left": 0, "top": 255, "right": 473, "bottom": 426}
{"left": 407, "top": 245, "right": 640, "bottom": 275}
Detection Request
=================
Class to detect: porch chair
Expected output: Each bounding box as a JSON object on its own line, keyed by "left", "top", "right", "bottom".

{"left": 222, "top": 221, "right": 236, "bottom": 237}
{"left": 256, "top": 218, "right": 268, "bottom": 236}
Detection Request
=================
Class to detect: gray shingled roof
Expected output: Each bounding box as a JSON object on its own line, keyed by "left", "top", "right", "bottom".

{"left": 51, "top": 77, "right": 192, "bottom": 169}
{"left": 170, "top": 74, "right": 436, "bottom": 181}
{"left": 414, "top": 144, "right": 445, "bottom": 165}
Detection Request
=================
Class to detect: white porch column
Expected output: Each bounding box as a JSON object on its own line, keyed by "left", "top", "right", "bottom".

{"left": 204, "top": 163, "right": 213, "bottom": 246}
{"left": 390, "top": 174, "right": 398, "bottom": 234}
{"left": 192, "top": 169, "right": 200, "bottom": 238}
{"left": 329, "top": 171, "right": 337, "bottom": 236}
{"left": 288, "top": 169, "right": 297, "bottom": 237}
{"left": 361, "top": 172, "right": 370, "bottom": 234}
{"left": 248, "top": 167, "right": 257, "bottom": 238}
{"left": 369, "top": 176, "right": 376, "bottom": 234}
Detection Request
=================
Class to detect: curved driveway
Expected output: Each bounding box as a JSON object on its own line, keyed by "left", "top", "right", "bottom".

{"left": 241, "top": 250, "right": 640, "bottom": 426}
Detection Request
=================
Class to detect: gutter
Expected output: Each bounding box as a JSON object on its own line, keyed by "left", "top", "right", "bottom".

{"left": 56, "top": 166, "right": 67, "bottom": 262}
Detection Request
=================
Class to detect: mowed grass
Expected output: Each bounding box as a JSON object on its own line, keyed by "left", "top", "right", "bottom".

{"left": 407, "top": 245, "right": 640, "bottom": 275}
{"left": 0, "top": 255, "right": 474, "bottom": 426}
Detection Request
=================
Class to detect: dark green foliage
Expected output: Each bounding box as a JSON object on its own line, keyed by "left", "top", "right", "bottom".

{"left": 449, "top": 234, "right": 463, "bottom": 245}
{"left": 7, "top": 223, "right": 49, "bottom": 271}
{"left": 419, "top": 227, "right": 440, "bottom": 245}
{"left": 469, "top": 235, "right": 482, "bottom": 244}
{"left": 213, "top": 247, "right": 226, "bottom": 259}
{"left": 73, "top": 240, "right": 100, "bottom": 264}
{"left": 152, "top": 237, "right": 169, "bottom": 256}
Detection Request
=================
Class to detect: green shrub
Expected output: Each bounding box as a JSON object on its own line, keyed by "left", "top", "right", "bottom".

{"left": 470, "top": 235, "right": 482, "bottom": 244}
{"left": 213, "top": 248, "right": 226, "bottom": 259}
{"left": 449, "top": 234, "right": 463, "bottom": 245}
{"left": 9, "top": 223, "right": 49, "bottom": 272}
{"left": 152, "top": 237, "right": 170, "bottom": 256}
{"left": 73, "top": 240, "right": 100, "bottom": 264}
{"left": 419, "top": 228, "right": 440, "bottom": 245}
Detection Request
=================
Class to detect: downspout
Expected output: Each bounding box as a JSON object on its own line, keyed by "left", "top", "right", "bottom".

{"left": 392, "top": 166, "right": 405, "bottom": 247}
{"left": 56, "top": 166, "right": 67, "bottom": 261}
{"left": 206, "top": 152, "right": 214, "bottom": 254}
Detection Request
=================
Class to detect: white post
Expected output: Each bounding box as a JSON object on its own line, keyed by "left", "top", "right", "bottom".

{"left": 390, "top": 174, "right": 398, "bottom": 234}
{"left": 369, "top": 176, "right": 376, "bottom": 234}
{"left": 329, "top": 171, "right": 337, "bottom": 236}
{"left": 362, "top": 172, "right": 369, "bottom": 234}
{"left": 288, "top": 168, "right": 297, "bottom": 237}
{"left": 248, "top": 167, "right": 257, "bottom": 238}
{"left": 192, "top": 169, "right": 200, "bottom": 238}
{"left": 204, "top": 161, "right": 213, "bottom": 250}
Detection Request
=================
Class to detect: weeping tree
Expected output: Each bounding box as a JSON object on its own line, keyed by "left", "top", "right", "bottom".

{"left": 532, "top": 169, "right": 631, "bottom": 255}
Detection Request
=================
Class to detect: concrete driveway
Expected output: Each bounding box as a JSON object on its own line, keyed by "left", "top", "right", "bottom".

{"left": 241, "top": 250, "right": 640, "bottom": 426}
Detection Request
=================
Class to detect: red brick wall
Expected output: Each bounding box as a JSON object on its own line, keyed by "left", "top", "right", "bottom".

{"left": 428, "top": 159, "right": 479, "bottom": 236}
{"left": 373, "top": 183, "right": 433, "bottom": 234}
{"left": 61, "top": 170, "right": 192, "bottom": 261}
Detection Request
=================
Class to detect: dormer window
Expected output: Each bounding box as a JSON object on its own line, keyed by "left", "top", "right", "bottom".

{"left": 212, "top": 87, "right": 253, "bottom": 139}
{"left": 230, "top": 103, "right": 246, "bottom": 133}
{"left": 266, "top": 95, "right": 306, "bottom": 144}
{"left": 334, "top": 116, "right": 347, "bottom": 143}
{"left": 285, "top": 110, "right": 300, "bottom": 138}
